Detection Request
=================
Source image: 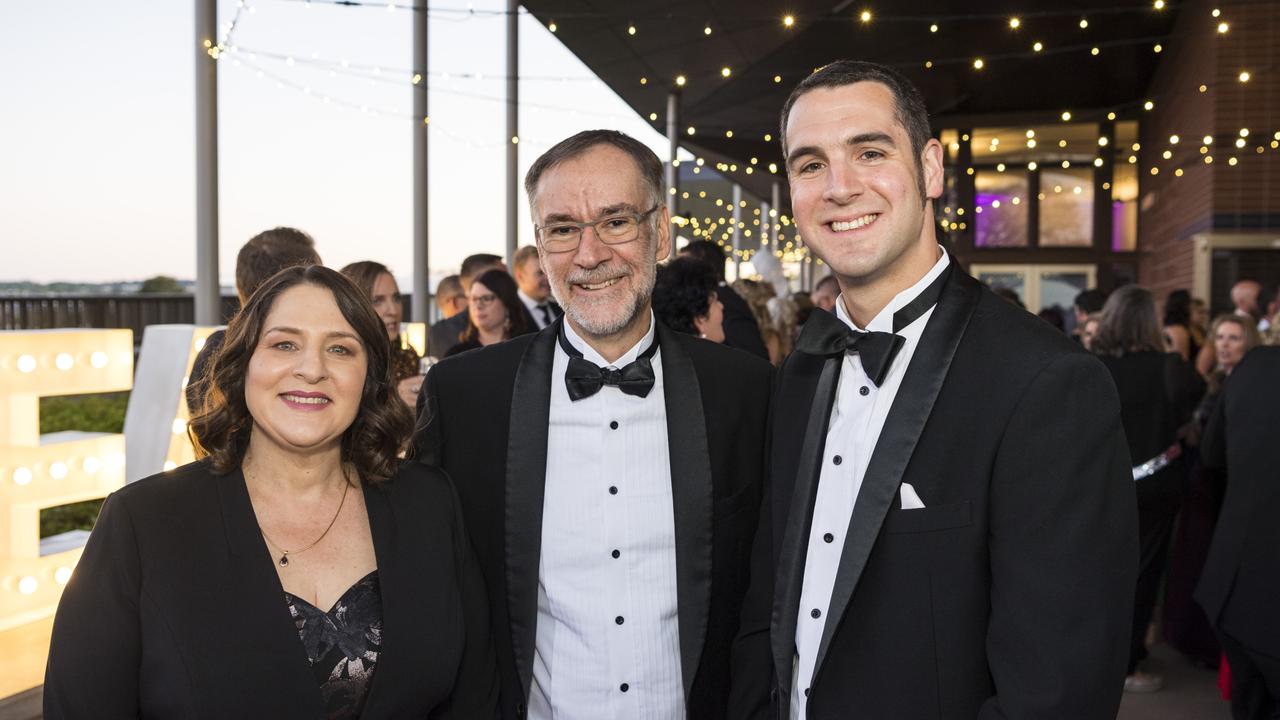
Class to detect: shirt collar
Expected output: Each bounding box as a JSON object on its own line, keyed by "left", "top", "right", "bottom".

{"left": 836, "top": 246, "right": 950, "bottom": 333}
{"left": 562, "top": 310, "right": 656, "bottom": 368}
{"left": 518, "top": 289, "right": 544, "bottom": 311}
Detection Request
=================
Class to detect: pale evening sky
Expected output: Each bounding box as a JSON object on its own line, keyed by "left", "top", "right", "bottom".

{"left": 0, "top": 0, "right": 680, "bottom": 287}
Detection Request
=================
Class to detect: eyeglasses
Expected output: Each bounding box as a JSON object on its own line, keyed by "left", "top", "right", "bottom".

{"left": 535, "top": 205, "right": 660, "bottom": 253}
{"left": 470, "top": 293, "right": 498, "bottom": 308}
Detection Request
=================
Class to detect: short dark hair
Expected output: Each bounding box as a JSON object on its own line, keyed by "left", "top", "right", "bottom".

{"left": 1162, "top": 289, "right": 1192, "bottom": 326}
{"left": 653, "top": 257, "right": 719, "bottom": 336}
{"left": 679, "top": 240, "right": 728, "bottom": 282}
{"left": 1074, "top": 288, "right": 1107, "bottom": 314}
{"left": 779, "top": 60, "right": 932, "bottom": 187}
{"left": 463, "top": 268, "right": 528, "bottom": 343}
{"left": 339, "top": 260, "right": 392, "bottom": 298}
{"left": 524, "top": 130, "right": 665, "bottom": 214}
{"left": 435, "top": 274, "right": 463, "bottom": 301}
{"left": 459, "top": 254, "right": 504, "bottom": 289}
{"left": 235, "top": 227, "right": 321, "bottom": 304}
{"left": 1091, "top": 285, "right": 1164, "bottom": 357}
{"left": 190, "top": 265, "right": 413, "bottom": 484}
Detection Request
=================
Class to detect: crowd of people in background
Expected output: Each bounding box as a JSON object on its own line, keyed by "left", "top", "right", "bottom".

{"left": 41, "top": 63, "right": 1279, "bottom": 719}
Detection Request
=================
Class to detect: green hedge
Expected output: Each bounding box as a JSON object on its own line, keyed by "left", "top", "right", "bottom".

{"left": 38, "top": 393, "right": 130, "bottom": 538}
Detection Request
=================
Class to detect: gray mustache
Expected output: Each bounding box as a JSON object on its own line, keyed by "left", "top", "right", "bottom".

{"left": 565, "top": 267, "right": 631, "bottom": 285}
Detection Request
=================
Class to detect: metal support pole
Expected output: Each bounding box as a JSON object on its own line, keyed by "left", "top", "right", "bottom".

{"left": 665, "top": 92, "right": 680, "bottom": 259}
{"left": 731, "top": 184, "right": 742, "bottom": 281}
{"left": 505, "top": 0, "right": 519, "bottom": 268}
{"left": 194, "top": 0, "right": 220, "bottom": 324}
{"left": 412, "top": 0, "right": 430, "bottom": 324}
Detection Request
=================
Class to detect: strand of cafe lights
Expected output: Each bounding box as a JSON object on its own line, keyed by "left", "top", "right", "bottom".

{"left": 206, "top": 1, "right": 1276, "bottom": 259}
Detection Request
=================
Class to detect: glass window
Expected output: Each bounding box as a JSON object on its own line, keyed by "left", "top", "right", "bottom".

{"left": 1039, "top": 167, "right": 1093, "bottom": 247}
{"left": 975, "top": 269, "right": 1026, "bottom": 306}
{"left": 974, "top": 169, "right": 1029, "bottom": 247}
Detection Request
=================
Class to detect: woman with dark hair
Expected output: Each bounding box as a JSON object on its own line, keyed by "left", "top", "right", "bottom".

{"left": 652, "top": 256, "right": 725, "bottom": 341}
{"left": 340, "top": 260, "right": 422, "bottom": 409}
{"left": 1162, "top": 289, "right": 1199, "bottom": 363}
{"left": 445, "top": 268, "right": 529, "bottom": 357}
{"left": 45, "top": 265, "right": 497, "bottom": 719}
{"left": 1091, "top": 285, "right": 1204, "bottom": 693}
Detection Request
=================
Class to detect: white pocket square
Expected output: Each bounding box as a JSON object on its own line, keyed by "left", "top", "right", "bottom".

{"left": 899, "top": 483, "right": 926, "bottom": 510}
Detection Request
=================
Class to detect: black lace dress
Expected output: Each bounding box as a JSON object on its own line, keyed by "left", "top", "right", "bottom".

{"left": 284, "top": 571, "right": 383, "bottom": 719}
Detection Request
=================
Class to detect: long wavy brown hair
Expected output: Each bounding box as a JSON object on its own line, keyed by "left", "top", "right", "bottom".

{"left": 189, "top": 264, "right": 413, "bottom": 483}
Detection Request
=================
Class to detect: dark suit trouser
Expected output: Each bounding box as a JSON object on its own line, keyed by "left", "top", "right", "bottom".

{"left": 1130, "top": 468, "right": 1181, "bottom": 673}
{"left": 1221, "top": 631, "right": 1280, "bottom": 720}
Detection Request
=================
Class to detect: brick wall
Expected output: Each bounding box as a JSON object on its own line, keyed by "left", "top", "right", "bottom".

{"left": 1137, "top": 0, "right": 1280, "bottom": 302}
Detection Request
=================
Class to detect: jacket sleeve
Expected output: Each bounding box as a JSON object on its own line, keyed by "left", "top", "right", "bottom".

{"left": 44, "top": 492, "right": 143, "bottom": 720}
{"left": 728, "top": 365, "right": 779, "bottom": 720}
{"left": 438, "top": 477, "right": 500, "bottom": 719}
{"left": 978, "top": 352, "right": 1138, "bottom": 720}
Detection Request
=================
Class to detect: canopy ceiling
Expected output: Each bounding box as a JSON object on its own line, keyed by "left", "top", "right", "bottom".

{"left": 521, "top": 0, "right": 1179, "bottom": 201}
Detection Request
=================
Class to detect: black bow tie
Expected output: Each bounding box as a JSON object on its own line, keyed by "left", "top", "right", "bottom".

{"left": 558, "top": 324, "right": 658, "bottom": 401}
{"left": 794, "top": 263, "right": 952, "bottom": 386}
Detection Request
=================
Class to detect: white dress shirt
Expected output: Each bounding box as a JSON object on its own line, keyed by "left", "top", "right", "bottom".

{"left": 521, "top": 289, "right": 556, "bottom": 330}
{"left": 791, "top": 249, "right": 951, "bottom": 720}
{"left": 531, "top": 313, "right": 685, "bottom": 720}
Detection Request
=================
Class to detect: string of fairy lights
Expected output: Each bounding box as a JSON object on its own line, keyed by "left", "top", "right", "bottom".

{"left": 202, "top": 0, "right": 1276, "bottom": 263}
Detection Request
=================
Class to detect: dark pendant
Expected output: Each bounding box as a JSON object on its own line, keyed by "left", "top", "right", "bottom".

{"left": 279, "top": 555, "right": 289, "bottom": 567}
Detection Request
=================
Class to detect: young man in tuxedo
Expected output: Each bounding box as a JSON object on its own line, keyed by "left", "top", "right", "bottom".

{"left": 415, "top": 129, "right": 772, "bottom": 720}
{"left": 731, "top": 60, "right": 1138, "bottom": 720}
{"left": 513, "top": 244, "right": 563, "bottom": 331}
{"left": 1198, "top": 346, "right": 1280, "bottom": 720}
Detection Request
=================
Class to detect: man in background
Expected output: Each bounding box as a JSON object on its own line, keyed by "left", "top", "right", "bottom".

{"left": 185, "top": 226, "right": 321, "bottom": 424}
{"left": 435, "top": 275, "right": 467, "bottom": 320}
{"left": 513, "top": 244, "right": 562, "bottom": 330}
{"left": 1073, "top": 288, "right": 1107, "bottom": 343}
{"left": 810, "top": 274, "right": 840, "bottom": 314}
{"left": 679, "top": 239, "right": 769, "bottom": 359}
{"left": 427, "top": 253, "right": 506, "bottom": 357}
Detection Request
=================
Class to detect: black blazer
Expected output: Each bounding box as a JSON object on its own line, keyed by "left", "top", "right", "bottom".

{"left": 414, "top": 319, "right": 773, "bottom": 719}
{"left": 1197, "top": 346, "right": 1280, "bottom": 656}
{"left": 732, "top": 268, "right": 1138, "bottom": 720}
{"left": 44, "top": 459, "right": 498, "bottom": 719}
{"left": 427, "top": 313, "right": 470, "bottom": 359}
{"left": 717, "top": 284, "right": 770, "bottom": 361}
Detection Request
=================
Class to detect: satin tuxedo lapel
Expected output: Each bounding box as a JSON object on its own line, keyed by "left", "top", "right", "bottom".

{"left": 656, "top": 323, "right": 714, "bottom": 700}
{"left": 812, "top": 270, "right": 980, "bottom": 678}
{"left": 769, "top": 322, "right": 842, "bottom": 699}
{"left": 215, "top": 469, "right": 326, "bottom": 718}
{"left": 504, "top": 320, "right": 560, "bottom": 702}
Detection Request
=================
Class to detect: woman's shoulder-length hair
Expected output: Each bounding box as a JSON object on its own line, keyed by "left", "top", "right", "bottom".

{"left": 188, "top": 264, "right": 413, "bottom": 483}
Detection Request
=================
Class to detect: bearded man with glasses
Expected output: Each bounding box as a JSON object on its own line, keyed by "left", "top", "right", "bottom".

{"left": 413, "top": 129, "right": 773, "bottom": 720}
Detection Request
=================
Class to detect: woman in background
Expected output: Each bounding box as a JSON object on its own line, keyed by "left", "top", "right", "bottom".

{"left": 445, "top": 268, "right": 530, "bottom": 357}
{"left": 45, "top": 265, "right": 497, "bottom": 719}
{"left": 340, "top": 260, "right": 421, "bottom": 409}
{"left": 1164, "top": 313, "right": 1262, "bottom": 668}
{"left": 653, "top": 256, "right": 725, "bottom": 342}
{"left": 734, "top": 278, "right": 786, "bottom": 364}
{"left": 1090, "top": 286, "right": 1204, "bottom": 693}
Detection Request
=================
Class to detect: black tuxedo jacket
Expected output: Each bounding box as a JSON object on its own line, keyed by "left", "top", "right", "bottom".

{"left": 732, "top": 268, "right": 1138, "bottom": 720}
{"left": 414, "top": 318, "right": 773, "bottom": 719}
{"left": 44, "top": 460, "right": 497, "bottom": 719}
{"left": 717, "top": 284, "right": 770, "bottom": 361}
{"left": 428, "top": 312, "right": 470, "bottom": 358}
{"left": 1197, "top": 346, "right": 1280, "bottom": 656}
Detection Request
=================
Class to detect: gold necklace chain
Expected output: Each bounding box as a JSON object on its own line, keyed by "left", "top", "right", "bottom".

{"left": 245, "top": 463, "right": 351, "bottom": 568}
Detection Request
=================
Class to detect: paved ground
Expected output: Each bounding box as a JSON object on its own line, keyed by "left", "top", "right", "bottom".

{"left": 1119, "top": 642, "right": 1232, "bottom": 720}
